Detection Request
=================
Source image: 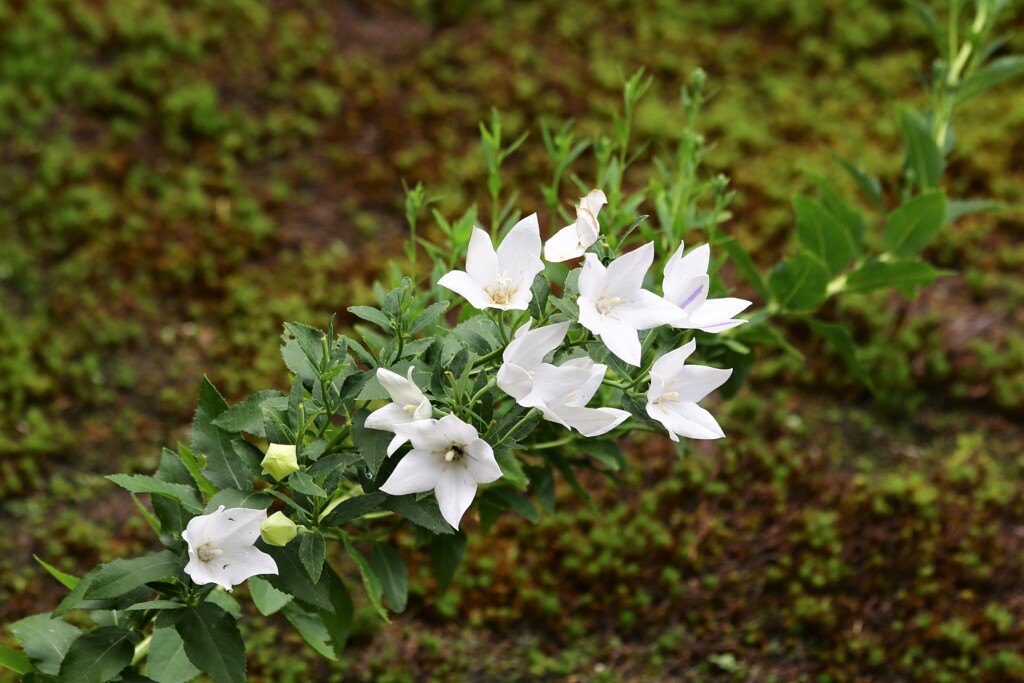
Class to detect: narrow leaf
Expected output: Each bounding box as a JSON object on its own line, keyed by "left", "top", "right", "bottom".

{"left": 85, "top": 551, "right": 185, "bottom": 600}
{"left": 429, "top": 532, "right": 467, "bottom": 593}
{"left": 883, "top": 190, "right": 947, "bottom": 258}
{"left": 341, "top": 535, "right": 389, "bottom": 622}
{"left": 33, "top": 556, "right": 79, "bottom": 590}
{"left": 370, "top": 544, "right": 409, "bottom": 613}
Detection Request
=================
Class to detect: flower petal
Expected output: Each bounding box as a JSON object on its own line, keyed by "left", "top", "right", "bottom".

{"left": 527, "top": 363, "right": 594, "bottom": 407}
{"left": 392, "top": 419, "right": 449, "bottom": 453}
{"left": 365, "top": 403, "right": 410, "bottom": 432}
{"left": 379, "top": 449, "right": 446, "bottom": 496}
{"left": 544, "top": 223, "right": 585, "bottom": 262}
{"left": 669, "top": 365, "right": 733, "bottom": 402}
{"left": 386, "top": 433, "right": 408, "bottom": 457}
{"left": 688, "top": 297, "right": 752, "bottom": 332}
{"left": 579, "top": 189, "right": 608, "bottom": 221}
{"left": 650, "top": 339, "right": 697, "bottom": 381}
{"left": 496, "top": 214, "right": 544, "bottom": 289}
{"left": 606, "top": 242, "right": 654, "bottom": 296}
{"left": 577, "top": 254, "right": 607, "bottom": 299}
{"left": 217, "top": 546, "right": 279, "bottom": 587}
{"left": 615, "top": 290, "right": 685, "bottom": 330}
{"left": 665, "top": 274, "right": 710, "bottom": 313}
{"left": 594, "top": 316, "right": 642, "bottom": 366}
{"left": 465, "top": 227, "right": 500, "bottom": 284}
{"left": 503, "top": 321, "right": 570, "bottom": 370}
{"left": 559, "top": 358, "right": 605, "bottom": 406}
{"left": 497, "top": 363, "right": 535, "bottom": 402}
{"left": 662, "top": 401, "right": 726, "bottom": 440}
{"left": 184, "top": 557, "right": 234, "bottom": 591}
{"left": 645, "top": 401, "right": 681, "bottom": 443}
{"left": 550, "top": 405, "right": 630, "bottom": 437}
{"left": 437, "top": 270, "right": 493, "bottom": 309}
{"left": 375, "top": 367, "right": 427, "bottom": 406}
{"left": 574, "top": 207, "right": 599, "bottom": 247}
{"left": 438, "top": 413, "right": 479, "bottom": 447}
{"left": 664, "top": 242, "right": 709, "bottom": 288}
{"left": 434, "top": 467, "right": 479, "bottom": 529}
{"left": 464, "top": 439, "right": 503, "bottom": 483}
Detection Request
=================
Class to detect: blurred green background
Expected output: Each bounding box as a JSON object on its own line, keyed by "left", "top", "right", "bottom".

{"left": 2, "top": 0, "right": 1023, "bottom": 680}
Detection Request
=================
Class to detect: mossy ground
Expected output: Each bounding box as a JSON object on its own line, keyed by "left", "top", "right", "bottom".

{"left": 1, "top": 1, "right": 1022, "bottom": 681}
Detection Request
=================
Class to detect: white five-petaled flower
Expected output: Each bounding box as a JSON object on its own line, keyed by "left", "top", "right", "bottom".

{"left": 438, "top": 214, "right": 545, "bottom": 310}
{"left": 182, "top": 506, "right": 278, "bottom": 592}
{"left": 646, "top": 339, "right": 732, "bottom": 442}
{"left": 379, "top": 414, "right": 503, "bottom": 529}
{"left": 544, "top": 189, "right": 608, "bottom": 262}
{"left": 663, "top": 243, "right": 751, "bottom": 332}
{"left": 497, "top": 322, "right": 630, "bottom": 436}
{"left": 577, "top": 243, "right": 683, "bottom": 366}
{"left": 364, "top": 366, "right": 433, "bottom": 456}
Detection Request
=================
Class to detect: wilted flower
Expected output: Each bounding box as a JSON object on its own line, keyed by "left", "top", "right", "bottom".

{"left": 646, "top": 339, "right": 732, "bottom": 441}
{"left": 663, "top": 243, "right": 751, "bottom": 332}
{"left": 183, "top": 506, "right": 278, "bottom": 591}
{"left": 577, "top": 243, "right": 682, "bottom": 366}
{"left": 364, "top": 366, "right": 433, "bottom": 456}
{"left": 543, "top": 189, "right": 608, "bottom": 262}
{"left": 379, "top": 414, "right": 502, "bottom": 529}
{"left": 261, "top": 444, "right": 299, "bottom": 480}
{"left": 438, "top": 214, "right": 545, "bottom": 310}
{"left": 259, "top": 511, "right": 298, "bottom": 547}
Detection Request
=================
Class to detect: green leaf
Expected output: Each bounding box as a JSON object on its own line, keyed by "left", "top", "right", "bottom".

{"left": 370, "top": 544, "right": 408, "bottom": 614}
{"left": 282, "top": 602, "right": 335, "bottom": 660}
{"left": 844, "top": 260, "right": 946, "bottom": 296}
{"left": 148, "top": 627, "right": 200, "bottom": 683}
{"left": 829, "top": 151, "right": 884, "bottom": 209}
{"left": 528, "top": 272, "right": 551, "bottom": 321}
{"left": 300, "top": 532, "right": 327, "bottom": 583}
{"left": 248, "top": 577, "right": 292, "bottom": 616}
{"left": 956, "top": 55, "right": 1024, "bottom": 103}
{"left": 408, "top": 301, "right": 450, "bottom": 336}
{"left": 319, "top": 492, "right": 387, "bottom": 527}
{"left": 793, "top": 195, "right": 857, "bottom": 275}
{"left": 175, "top": 603, "right": 246, "bottom": 683}
{"left": 152, "top": 450, "right": 201, "bottom": 537}
{"left": 287, "top": 471, "right": 327, "bottom": 498}
{"left": 204, "top": 488, "right": 272, "bottom": 512}
{"left": 429, "top": 532, "right": 467, "bottom": 593}
{"left": 904, "top": 0, "right": 946, "bottom": 58}
{"left": 281, "top": 323, "right": 323, "bottom": 382}
{"left": 945, "top": 198, "right": 1005, "bottom": 224}
{"left": 34, "top": 556, "right": 79, "bottom": 590}
{"left": 58, "top": 626, "right": 134, "bottom": 683}
{"left": 351, "top": 410, "right": 391, "bottom": 477}
{"left": 384, "top": 494, "right": 455, "bottom": 534}
{"left": 899, "top": 107, "right": 943, "bottom": 189}
{"left": 0, "top": 647, "right": 33, "bottom": 675}
{"left": 808, "top": 320, "right": 873, "bottom": 389}
{"left": 212, "top": 390, "right": 286, "bottom": 437}
{"left": 495, "top": 451, "right": 529, "bottom": 489}
{"left": 341, "top": 534, "right": 389, "bottom": 622}
{"left": 191, "top": 377, "right": 255, "bottom": 492}
{"left": 479, "top": 488, "right": 539, "bottom": 530}
{"left": 124, "top": 601, "right": 184, "bottom": 611}
{"left": 176, "top": 445, "right": 217, "bottom": 500}
{"left": 348, "top": 306, "right": 395, "bottom": 334}
{"left": 319, "top": 566, "right": 355, "bottom": 656}
{"left": 85, "top": 551, "right": 185, "bottom": 600}
{"left": 10, "top": 614, "right": 80, "bottom": 676}
{"left": 768, "top": 253, "right": 830, "bottom": 310}
{"left": 883, "top": 190, "right": 947, "bottom": 258}
{"left": 263, "top": 544, "right": 333, "bottom": 612}
{"left": 720, "top": 238, "right": 769, "bottom": 302}
{"left": 582, "top": 440, "right": 625, "bottom": 471}
{"left": 106, "top": 475, "right": 204, "bottom": 514}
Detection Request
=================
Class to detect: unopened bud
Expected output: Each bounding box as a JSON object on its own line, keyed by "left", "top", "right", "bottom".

{"left": 261, "top": 443, "right": 299, "bottom": 480}
{"left": 260, "top": 511, "right": 297, "bottom": 547}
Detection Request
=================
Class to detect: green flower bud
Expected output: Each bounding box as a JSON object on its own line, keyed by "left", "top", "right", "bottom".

{"left": 260, "top": 511, "right": 298, "bottom": 547}
{"left": 261, "top": 443, "right": 299, "bottom": 480}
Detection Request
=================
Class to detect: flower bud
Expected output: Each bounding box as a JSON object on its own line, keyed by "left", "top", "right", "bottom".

{"left": 260, "top": 511, "right": 297, "bottom": 547}
{"left": 261, "top": 443, "right": 299, "bottom": 480}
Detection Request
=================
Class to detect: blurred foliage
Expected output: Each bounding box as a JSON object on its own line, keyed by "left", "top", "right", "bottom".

{"left": 1, "top": 0, "right": 1022, "bottom": 680}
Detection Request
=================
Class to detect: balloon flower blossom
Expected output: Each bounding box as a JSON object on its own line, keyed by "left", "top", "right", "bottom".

{"left": 183, "top": 506, "right": 278, "bottom": 591}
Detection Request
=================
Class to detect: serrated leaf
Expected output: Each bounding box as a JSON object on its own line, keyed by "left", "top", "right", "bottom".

{"left": 351, "top": 410, "right": 391, "bottom": 477}
{"left": 300, "top": 532, "right": 327, "bottom": 583}
{"left": 58, "top": 626, "right": 134, "bottom": 683}
{"left": 408, "top": 301, "right": 449, "bottom": 335}
{"left": 348, "top": 306, "right": 395, "bottom": 334}
{"left": 106, "top": 475, "right": 204, "bottom": 514}
{"left": 429, "top": 532, "right": 466, "bottom": 593}
{"left": 10, "top": 615, "right": 80, "bottom": 676}
{"left": 191, "top": 378, "right": 254, "bottom": 492}
{"left": 769, "top": 253, "right": 830, "bottom": 311}
{"left": 320, "top": 492, "right": 387, "bottom": 527}
{"left": 148, "top": 627, "right": 200, "bottom": 683}
{"left": 282, "top": 602, "right": 335, "bottom": 660}
{"left": 204, "top": 488, "right": 272, "bottom": 512}
{"left": 175, "top": 603, "right": 245, "bottom": 683}
{"left": 85, "top": 551, "right": 185, "bottom": 600}
{"left": 495, "top": 451, "right": 529, "bottom": 489}
{"left": 248, "top": 577, "right": 292, "bottom": 616}
{"left": 263, "top": 544, "right": 333, "bottom": 612}
{"left": 844, "top": 260, "right": 946, "bottom": 295}
{"left": 883, "top": 190, "right": 947, "bottom": 258}
{"left": 341, "top": 534, "right": 388, "bottom": 622}
{"left": 370, "top": 544, "right": 408, "bottom": 613}
{"left": 212, "top": 390, "right": 285, "bottom": 437}
{"left": 281, "top": 323, "right": 322, "bottom": 382}
{"left": 384, "top": 494, "right": 455, "bottom": 534}
{"left": 0, "top": 647, "right": 32, "bottom": 675}
{"left": 528, "top": 273, "right": 550, "bottom": 321}
{"left": 287, "top": 471, "right": 327, "bottom": 498}
{"left": 34, "top": 556, "right": 79, "bottom": 590}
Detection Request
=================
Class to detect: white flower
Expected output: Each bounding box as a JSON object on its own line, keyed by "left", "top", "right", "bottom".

{"left": 645, "top": 339, "right": 732, "bottom": 441}
{"left": 577, "top": 243, "right": 682, "bottom": 366}
{"left": 437, "top": 214, "right": 545, "bottom": 310}
{"left": 496, "top": 322, "right": 628, "bottom": 436}
{"left": 182, "top": 506, "right": 278, "bottom": 591}
{"left": 543, "top": 189, "right": 608, "bottom": 262}
{"left": 379, "top": 414, "right": 503, "bottom": 529}
{"left": 663, "top": 243, "right": 751, "bottom": 332}
{"left": 364, "top": 366, "right": 433, "bottom": 456}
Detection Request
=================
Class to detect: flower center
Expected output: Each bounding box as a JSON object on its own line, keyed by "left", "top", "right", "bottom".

{"left": 652, "top": 391, "right": 679, "bottom": 407}
{"left": 484, "top": 273, "right": 518, "bottom": 305}
{"left": 442, "top": 444, "right": 466, "bottom": 462}
{"left": 402, "top": 403, "right": 419, "bottom": 414}
{"left": 197, "top": 542, "right": 223, "bottom": 563}
{"left": 595, "top": 296, "right": 625, "bottom": 316}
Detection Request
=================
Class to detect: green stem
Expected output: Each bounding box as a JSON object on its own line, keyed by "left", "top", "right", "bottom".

{"left": 131, "top": 634, "right": 152, "bottom": 667}
{"left": 495, "top": 408, "right": 540, "bottom": 448}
